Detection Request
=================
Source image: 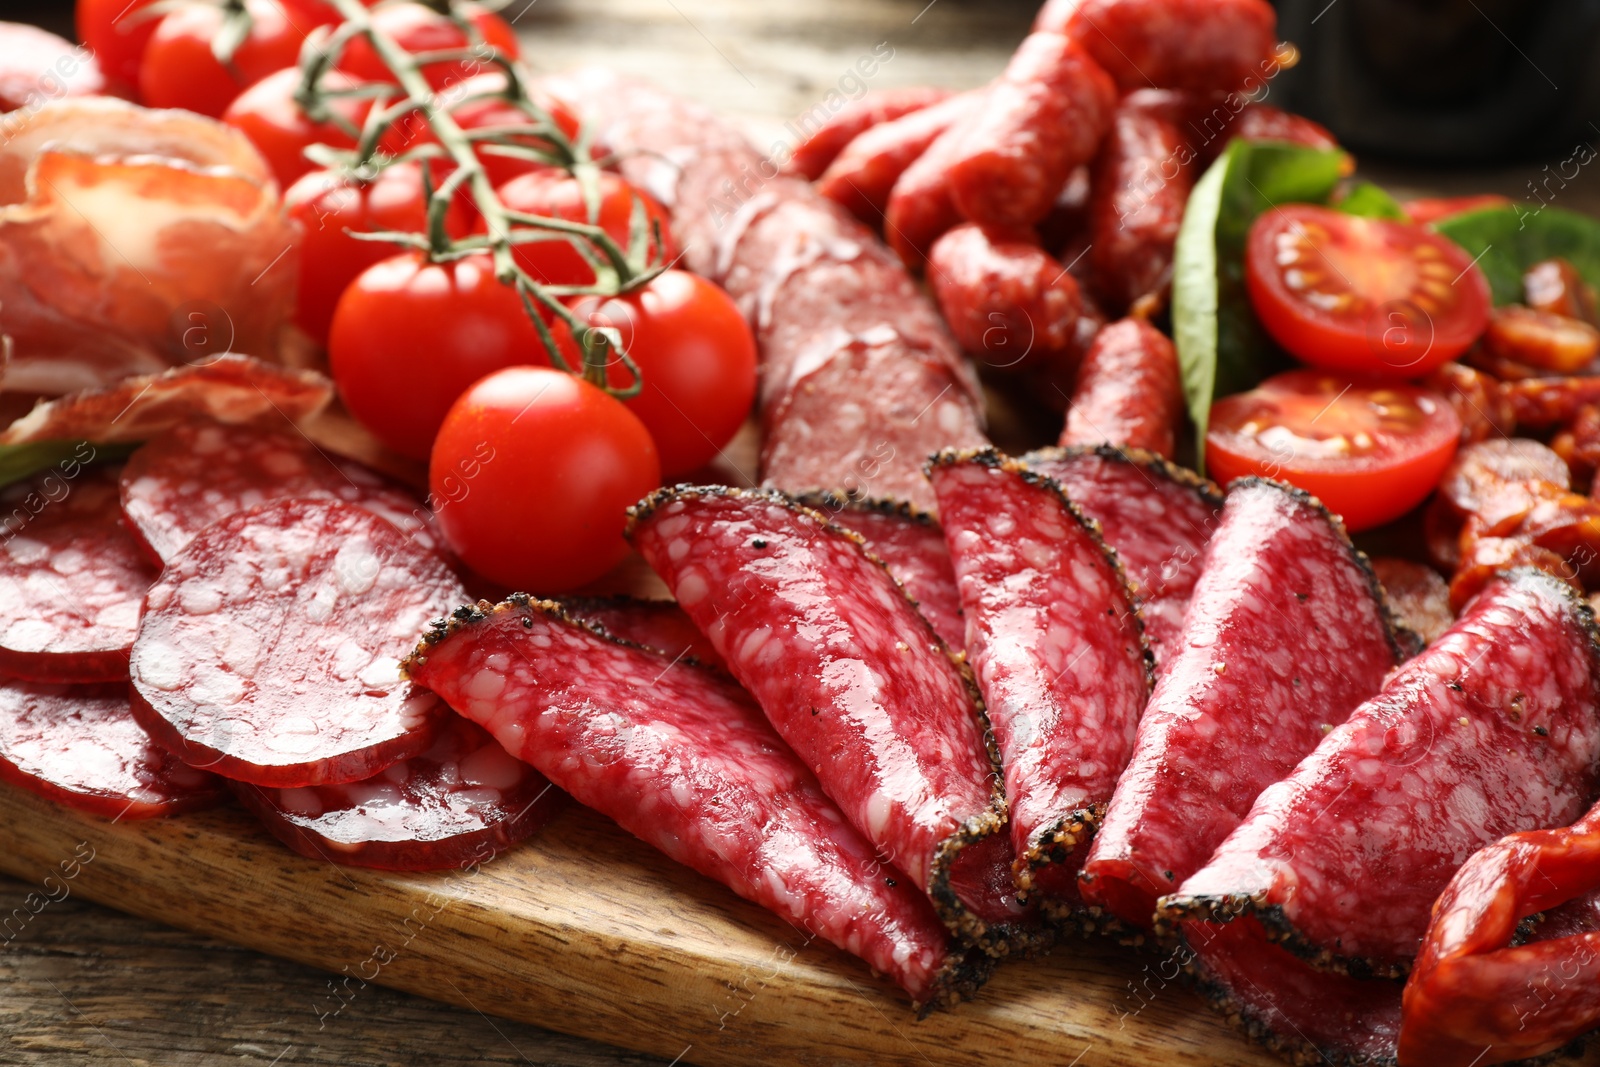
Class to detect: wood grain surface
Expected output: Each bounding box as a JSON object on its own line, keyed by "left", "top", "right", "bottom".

{"left": 5, "top": 0, "right": 1600, "bottom": 1065}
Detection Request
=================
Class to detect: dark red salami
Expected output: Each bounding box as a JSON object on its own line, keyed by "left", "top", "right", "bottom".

{"left": 1167, "top": 569, "right": 1600, "bottom": 977}
{"left": 1059, "top": 317, "right": 1185, "bottom": 461}
{"left": 0, "top": 464, "right": 157, "bottom": 682}
{"left": 130, "top": 499, "right": 463, "bottom": 787}
{"left": 120, "top": 422, "right": 435, "bottom": 564}
{"left": 404, "top": 597, "right": 990, "bottom": 1009}
{"left": 796, "top": 493, "right": 965, "bottom": 651}
{"left": 944, "top": 33, "right": 1118, "bottom": 229}
{"left": 234, "top": 713, "right": 564, "bottom": 871}
{"left": 791, "top": 86, "right": 952, "bottom": 181}
{"left": 1024, "top": 445, "right": 1222, "bottom": 672}
{"left": 1080, "top": 479, "right": 1407, "bottom": 930}
{"left": 556, "top": 595, "right": 724, "bottom": 669}
{"left": 928, "top": 451, "right": 1150, "bottom": 916}
{"left": 1037, "top": 0, "right": 1279, "bottom": 94}
{"left": 1088, "top": 90, "right": 1197, "bottom": 313}
{"left": 815, "top": 91, "right": 982, "bottom": 228}
{"left": 627, "top": 487, "right": 1009, "bottom": 946}
{"left": 0, "top": 679, "right": 225, "bottom": 819}
{"left": 927, "top": 223, "right": 1087, "bottom": 377}
{"left": 1371, "top": 557, "right": 1453, "bottom": 646}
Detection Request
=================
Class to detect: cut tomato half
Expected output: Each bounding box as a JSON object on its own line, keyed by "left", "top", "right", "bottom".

{"left": 1245, "top": 204, "right": 1491, "bottom": 377}
{"left": 1207, "top": 370, "right": 1462, "bottom": 532}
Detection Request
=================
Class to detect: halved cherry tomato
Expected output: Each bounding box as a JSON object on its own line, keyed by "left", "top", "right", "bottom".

{"left": 139, "top": 0, "right": 330, "bottom": 117}
{"left": 223, "top": 68, "right": 373, "bottom": 188}
{"left": 77, "top": 0, "right": 163, "bottom": 89}
{"left": 328, "top": 251, "right": 546, "bottom": 459}
{"left": 430, "top": 366, "right": 661, "bottom": 592}
{"left": 1244, "top": 204, "right": 1491, "bottom": 377}
{"left": 489, "top": 170, "right": 677, "bottom": 286}
{"left": 1404, "top": 194, "right": 1512, "bottom": 226}
{"left": 285, "top": 162, "right": 469, "bottom": 345}
{"left": 1207, "top": 370, "right": 1462, "bottom": 532}
{"left": 567, "top": 270, "right": 757, "bottom": 477}
{"left": 337, "top": 2, "right": 518, "bottom": 91}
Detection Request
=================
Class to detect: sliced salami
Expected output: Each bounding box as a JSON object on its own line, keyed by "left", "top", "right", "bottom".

{"left": 130, "top": 499, "right": 463, "bottom": 787}
{"left": 627, "top": 486, "right": 1009, "bottom": 947}
{"left": 233, "top": 713, "right": 564, "bottom": 871}
{"left": 928, "top": 451, "right": 1150, "bottom": 915}
{"left": 0, "top": 679, "right": 226, "bottom": 819}
{"left": 1079, "top": 478, "right": 1407, "bottom": 929}
{"left": 120, "top": 422, "right": 435, "bottom": 564}
{"left": 1023, "top": 445, "right": 1223, "bottom": 671}
{"left": 1371, "top": 557, "right": 1453, "bottom": 646}
{"left": 0, "top": 464, "right": 157, "bottom": 682}
{"left": 556, "top": 595, "right": 724, "bottom": 669}
{"left": 404, "top": 597, "right": 990, "bottom": 1009}
{"left": 795, "top": 492, "right": 965, "bottom": 651}
{"left": 1166, "top": 569, "right": 1600, "bottom": 977}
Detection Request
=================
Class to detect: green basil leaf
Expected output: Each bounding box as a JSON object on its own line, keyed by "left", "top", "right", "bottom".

{"left": 1433, "top": 205, "right": 1600, "bottom": 306}
{"left": 1171, "top": 139, "right": 1349, "bottom": 470}
{"left": 1333, "top": 180, "right": 1408, "bottom": 221}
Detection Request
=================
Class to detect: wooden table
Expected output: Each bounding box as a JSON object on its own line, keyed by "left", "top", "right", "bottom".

{"left": 7, "top": 1, "right": 1600, "bottom": 1064}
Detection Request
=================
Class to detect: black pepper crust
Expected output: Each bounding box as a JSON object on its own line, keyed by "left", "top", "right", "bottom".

{"left": 790, "top": 489, "right": 941, "bottom": 529}
{"left": 1021, "top": 442, "right": 1226, "bottom": 510}
{"left": 1158, "top": 566, "right": 1600, "bottom": 981}
{"left": 925, "top": 448, "right": 1157, "bottom": 923}
{"left": 621, "top": 482, "right": 1024, "bottom": 958}
{"left": 550, "top": 594, "right": 726, "bottom": 672}
{"left": 404, "top": 595, "right": 996, "bottom": 1015}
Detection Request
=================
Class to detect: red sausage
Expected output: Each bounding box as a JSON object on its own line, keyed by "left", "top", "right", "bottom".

{"left": 816, "top": 91, "right": 982, "bottom": 229}
{"left": 943, "top": 33, "right": 1118, "bottom": 229}
{"left": 1088, "top": 89, "right": 1198, "bottom": 313}
{"left": 1059, "top": 317, "right": 1184, "bottom": 460}
{"left": 790, "top": 86, "right": 952, "bottom": 181}
{"left": 1037, "top": 0, "right": 1279, "bottom": 94}
{"left": 927, "top": 222, "right": 1085, "bottom": 377}
{"left": 883, "top": 117, "right": 968, "bottom": 270}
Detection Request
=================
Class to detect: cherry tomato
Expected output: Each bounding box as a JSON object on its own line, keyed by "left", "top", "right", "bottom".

{"left": 76, "top": 0, "right": 163, "bottom": 89}
{"left": 338, "top": 2, "right": 518, "bottom": 91}
{"left": 490, "top": 171, "right": 677, "bottom": 287}
{"left": 446, "top": 72, "right": 581, "bottom": 188}
{"left": 566, "top": 271, "right": 756, "bottom": 477}
{"left": 329, "top": 251, "right": 548, "bottom": 459}
{"left": 430, "top": 367, "right": 660, "bottom": 592}
{"left": 1245, "top": 205, "right": 1491, "bottom": 378}
{"left": 1404, "top": 194, "right": 1512, "bottom": 226}
{"left": 1206, "top": 369, "right": 1462, "bottom": 532}
{"left": 139, "top": 0, "right": 327, "bottom": 117}
{"left": 223, "top": 68, "right": 374, "bottom": 188}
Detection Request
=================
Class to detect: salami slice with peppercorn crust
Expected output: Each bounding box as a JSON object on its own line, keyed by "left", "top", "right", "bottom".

{"left": 130, "top": 499, "right": 463, "bottom": 788}
{"left": 554, "top": 595, "right": 725, "bottom": 670}
{"left": 1079, "top": 478, "right": 1410, "bottom": 932}
{"left": 626, "top": 486, "right": 1014, "bottom": 950}
{"left": 0, "top": 464, "right": 157, "bottom": 683}
{"left": 927, "top": 450, "right": 1151, "bottom": 919}
{"left": 794, "top": 492, "right": 965, "bottom": 651}
{"left": 1023, "top": 445, "right": 1223, "bottom": 673}
{"left": 232, "top": 713, "right": 565, "bottom": 872}
{"left": 0, "top": 679, "right": 227, "bottom": 820}
{"left": 1165, "top": 569, "right": 1600, "bottom": 979}
{"left": 402, "top": 597, "right": 992, "bottom": 1010}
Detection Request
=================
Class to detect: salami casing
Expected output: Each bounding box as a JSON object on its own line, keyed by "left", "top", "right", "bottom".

{"left": 1058, "top": 317, "right": 1185, "bottom": 461}
{"left": 792, "top": 86, "right": 952, "bottom": 181}
{"left": 1079, "top": 479, "right": 1407, "bottom": 929}
{"left": 627, "top": 486, "right": 1011, "bottom": 947}
{"left": 0, "top": 679, "right": 225, "bottom": 819}
{"left": 130, "top": 499, "right": 463, "bottom": 787}
{"left": 234, "top": 713, "right": 564, "bottom": 871}
{"left": 1037, "top": 0, "right": 1279, "bottom": 94}
{"left": 0, "top": 464, "right": 156, "bottom": 682}
{"left": 404, "top": 597, "right": 991, "bottom": 1009}
{"left": 815, "top": 91, "right": 982, "bottom": 227}
{"left": 928, "top": 451, "right": 1150, "bottom": 914}
{"left": 1166, "top": 569, "right": 1600, "bottom": 977}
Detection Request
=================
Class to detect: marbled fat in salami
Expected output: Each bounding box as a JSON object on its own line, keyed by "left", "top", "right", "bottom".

{"left": 1167, "top": 569, "right": 1600, "bottom": 977}
{"left": 1371, "top": 557, "right": 1453, "bottom": 646}
{"left": 130, "top": 499, "right": 463, "bottom": 787}
{"left": 404, "top": 597, "right": 990, "bottom": 1009}
{"left": 0, "top": 679, "right": 225, "bottom": 819}
{"left": 0, "top": 464, "right": 157, "bottom": 682}
{"left": 928, "top": 451, "right": 1150, "bottom": 914}
{"left": 1024, "top": 446, "right": 1222, "bottom": 671}
{"left": 627, "top": 487, "right": 1010, "bottom": 947}
{"left": 234, "top": 713, "right": 564, "bottom": 871}
{"left": 1079, "top": 479, "right": 1407, "bottom": 929}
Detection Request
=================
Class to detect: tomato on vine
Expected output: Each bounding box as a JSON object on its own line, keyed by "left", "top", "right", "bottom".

{"left": 569, "top": 270, "right": 757, "bottom": 477}
{"left": 76, "top": 0, "right": 163, "bottom": 89}
{"left": 337, "top": 1, "right": 518, "bottom": 91}
{"left": 139, "top": 0, "right": 330, "bottom": 117}
{"left": 491, "top": 171, "right": 677, "bottom": 286}
{"left": 446, "top": 71, "right": 582, "bottom": 188}
{"left": 223, "top": 68, "right": 376, "bottom": 188}
{"left": 430, "top": 367, "right": 661, "bottom": 592}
